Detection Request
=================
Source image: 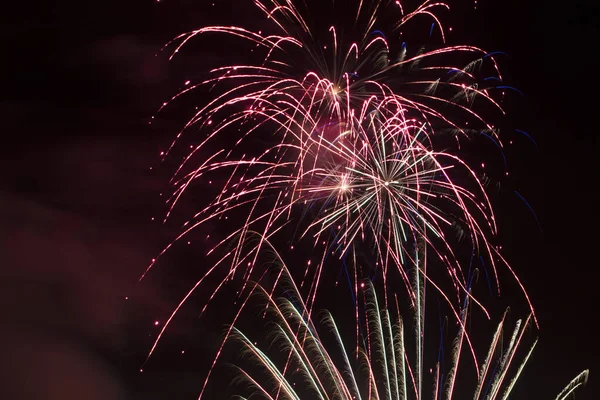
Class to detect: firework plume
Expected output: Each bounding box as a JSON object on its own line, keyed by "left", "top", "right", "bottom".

{"left": 225, "top": 256, "right": 588, "bottom": 400}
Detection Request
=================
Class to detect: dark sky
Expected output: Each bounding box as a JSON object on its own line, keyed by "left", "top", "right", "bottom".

{"left": 1, "top": 0, "right": 597, "bottom": 399}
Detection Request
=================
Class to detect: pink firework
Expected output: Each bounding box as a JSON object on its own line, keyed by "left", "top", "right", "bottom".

{"left": 143, "top": 0, "right": 536, "bottom": 362}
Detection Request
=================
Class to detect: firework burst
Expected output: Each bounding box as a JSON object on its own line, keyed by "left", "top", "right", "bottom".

{"left": 225, "top": 260, "right": 588, "bottom": 400}
{"left": 144, "top": 0, "right": 535, "bottom": 362}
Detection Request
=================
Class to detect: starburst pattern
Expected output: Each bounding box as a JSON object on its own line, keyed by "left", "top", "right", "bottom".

{"left": 143, "top": 0, "right": 536, "bottom": 365}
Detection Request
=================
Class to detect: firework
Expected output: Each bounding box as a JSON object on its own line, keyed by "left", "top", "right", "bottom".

{"left": 144, "top": 0, "right": 535, "bottom": 362}
{"left": 225, "top": 263, "right": 588, "bottom": 400}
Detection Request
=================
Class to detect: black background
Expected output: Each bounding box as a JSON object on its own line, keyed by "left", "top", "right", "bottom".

{"left": 1, "top": 0, "right": 597, "bottom": 398}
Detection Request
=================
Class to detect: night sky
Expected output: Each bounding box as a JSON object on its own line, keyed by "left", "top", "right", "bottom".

{"left": 1, "top": 0, "right": 597, "bottom": 399}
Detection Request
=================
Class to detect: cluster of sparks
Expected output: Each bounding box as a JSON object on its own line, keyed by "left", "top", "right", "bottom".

{"left": 141, "top": 0, "right": 546, "bottom": 386}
